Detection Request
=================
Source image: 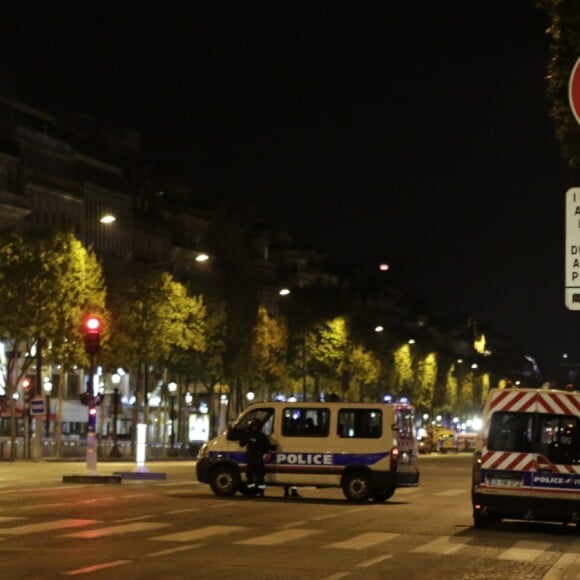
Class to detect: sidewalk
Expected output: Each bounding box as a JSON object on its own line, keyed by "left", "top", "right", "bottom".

{"left": 0, "top": 457, "right": 196, "bottom": 485}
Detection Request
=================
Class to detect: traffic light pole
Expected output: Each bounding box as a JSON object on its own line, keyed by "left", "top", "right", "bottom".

{"left": 86, "top": 351, "right": 98, "bottom": 473}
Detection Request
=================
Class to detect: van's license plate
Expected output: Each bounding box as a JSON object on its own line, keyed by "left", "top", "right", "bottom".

{"left": 487, "top": 477, "right": 521, "bottom": 488}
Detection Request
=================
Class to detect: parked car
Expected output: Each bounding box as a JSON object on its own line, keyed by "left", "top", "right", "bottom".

{"left": 417, "top": 435, "right": 433, "bottom": 454}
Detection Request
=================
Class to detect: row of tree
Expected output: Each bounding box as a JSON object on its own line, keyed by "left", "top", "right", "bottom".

{"left": 0, "top": 229, "right": 496, "bottom": 456}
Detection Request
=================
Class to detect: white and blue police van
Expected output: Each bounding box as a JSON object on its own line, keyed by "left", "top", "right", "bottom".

{"left": 196, "top": 400, "right": 420, "bottom": 502}
{"left": 472, "top": 386, "right": 580, "bottom": 528}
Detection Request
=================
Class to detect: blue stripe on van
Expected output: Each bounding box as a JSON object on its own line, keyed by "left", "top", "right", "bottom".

{"left": 210, "top": 451, "right": 390, "bottom": 467}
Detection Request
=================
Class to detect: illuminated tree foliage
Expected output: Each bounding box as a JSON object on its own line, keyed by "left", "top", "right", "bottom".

{"left": 106, "top": 267, "right": 206, "bottom": 415}
{"left": 390, "top": 344, "right": 414, "bottom": 396}
{"left": 249, "top": 306, "right": 288, "bottom": 396}
{"left": 415, "top": 352, "right": 438, "bottom": 411}
{"left": 342, "top": 343, "right": 381, "bottom": 402}
{"left": 538, "top": 0, "right": 580, "bottom": 167}
{"left": 307, "top": 316, "right": 347, "bottom": 398}
{"left": 0, "top": 231, "right": 105, "bottom": 457}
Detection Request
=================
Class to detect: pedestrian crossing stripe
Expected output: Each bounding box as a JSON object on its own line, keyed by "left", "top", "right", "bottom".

{"left": 411, "top": 536, "right": 471, "bottom": 555}
{"left": 236, "top": 528, "right": 321, "bottom": 546}
{"left": 0, "top": 519, "right": 98, "bottom": 535}
{"left": 64, "top": 522, "right": 170, "bottom": 538}
{"left": 152, "top": 525, "right": 248, "bottom": 542}
{"left": 497, "top": 540, "right": 553, "bottom": 561}
{"left": 326, "top": 532, "right": 399, "bottom": 550}
{"left": 434, "top": 489, "right": 466, "bottom": 496}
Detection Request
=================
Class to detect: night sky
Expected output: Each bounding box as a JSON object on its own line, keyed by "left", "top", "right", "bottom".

{"left": 2, "top": 2, "right": 580, "bottom": 376}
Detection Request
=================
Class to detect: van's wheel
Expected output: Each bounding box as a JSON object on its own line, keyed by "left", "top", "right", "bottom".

{"left": 342, "top": 471, "right": 371, "bottom": 502}
{"left": 372, "top": 487, "right": 395, "bottom": 502}
{"left": 209, "top": 465, "right": 240, "bottom": 496}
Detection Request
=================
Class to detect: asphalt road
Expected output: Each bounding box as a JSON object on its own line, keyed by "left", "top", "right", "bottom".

{"left": 0, "top": 455, "right": 579, "bottom": 579}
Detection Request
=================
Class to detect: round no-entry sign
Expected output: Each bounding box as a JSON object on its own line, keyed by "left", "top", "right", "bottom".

{"left": 569, "top": 57, "right": 580, "bottom": 124}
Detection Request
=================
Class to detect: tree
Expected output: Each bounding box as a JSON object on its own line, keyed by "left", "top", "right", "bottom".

{"left": 105, "top": 266, "right": 206, "bottom": 441}
{"left": 248, "top": 306, "right": 288, "bottom": 399}
{"left": 342, "top": 344, "right": 381, "bottom": 402}
{"left": 307, "top": 316, "right": 347, "bottom": 400}
{"left": 538, "top": 0, "right": 580, "bottom": 167}
{"left": 415, "top": 352, "right": 438, "bottom": 412}
{"left": 0, "top": 230, "right": 105, "bottom": 458}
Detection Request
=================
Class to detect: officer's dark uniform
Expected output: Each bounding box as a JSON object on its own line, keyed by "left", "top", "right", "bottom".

{"left": 240, "top": 419, "right": 273, "bottom": 496}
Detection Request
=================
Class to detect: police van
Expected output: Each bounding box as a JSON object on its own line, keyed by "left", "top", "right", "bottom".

{"left": 472, "top": 386, "right": 580, "bottom": 528}
{"left": 196, "top": 400, "right": 420, "bottom": 502}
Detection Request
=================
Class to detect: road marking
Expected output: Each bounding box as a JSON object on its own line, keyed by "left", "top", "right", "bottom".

{"left": 153, "top": 525, "right": 248, "bottom": 542}
{"left": 326, "top": 532, "right": 398, "bottom": 550}
{"left": 411, "top": 535, "right": 470, "bottom": 555}
{"left": 543, "top": 546, "right": 580, "bottom": 579}
{"left": 113, "top": 514, "right": 156, "bottom": 523}
{"left": 357, "top": 554, "right": 393, "bottom": 567}
{"left": 166, "top": 508, "right": 200, "bottom": 515}
{"left": 396, "top": 488, "right": 421, "bottom": 494}
{"left": 147, "top": 543, "right": 203, "bottom": 557}
{"left": 279, "top": 520, "right": 309, "bottom": 529}
{"left": 64, "top": 560, "right": 132, "bottom": 575}
{"left": 498, "top": 540, "right": 552, "bottom": 562}
{"left": 0, "top": 516, "right": 25, "bottom": 522}
{"left": 63, "top": 522, "right": 169, "bottom": 538}
{"left": 0, "top": 518, "right": 98, "bottom": 535}
{"left": 435, "top": 489, "right": 466, "bottom": 496}
{"left": 312, "top": 514, "right": 340, "bottom": 521}
{"left": 237, "top": 528, "right": 321, "bottom": 546}
{"left": 320, "top": 573, "right": 350, "bottom": 580}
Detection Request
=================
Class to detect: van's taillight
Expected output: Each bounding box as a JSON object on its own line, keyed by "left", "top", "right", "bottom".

{"left": 390, "top": 447, "right": 399, "bottom": 471}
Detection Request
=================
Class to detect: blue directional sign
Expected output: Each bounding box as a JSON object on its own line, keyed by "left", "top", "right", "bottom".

{"left": 29, "top": 398, "right": 46, "bottom": 416}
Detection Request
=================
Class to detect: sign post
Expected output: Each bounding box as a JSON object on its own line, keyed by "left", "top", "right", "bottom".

{"left": 565, "top": 187, "right": 580, "bottom": 309}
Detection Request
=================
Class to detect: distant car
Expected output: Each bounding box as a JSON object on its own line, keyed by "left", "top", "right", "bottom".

{"left": 436, "top": 434, "right": 459, "bottom": 454}
{"left": 455, "top": 432, "right": 478, "bottom": 453}
{"left": 417, "top": 435, "right": 433, "bottom": 454}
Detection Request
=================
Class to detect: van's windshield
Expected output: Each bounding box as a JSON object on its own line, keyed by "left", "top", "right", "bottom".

{"left": 488, "top": 411, "right": 580, "bottom": 464}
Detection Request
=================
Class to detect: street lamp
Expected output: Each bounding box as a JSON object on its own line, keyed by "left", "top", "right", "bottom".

{"left": 109, "top": 373, "right": 122, "bottom": 458}
{"left": 246, "top": 389, "right": 255, "bottom": 404}
{"left": 42, "top": 379, "right": 53, "bottom": 438}
{"left": 168, "top": 380, "right": 177, "bottom": 456}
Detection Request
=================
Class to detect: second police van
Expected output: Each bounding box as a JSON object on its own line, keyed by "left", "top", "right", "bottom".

{"left": 472, "top": 386, "right": 580, "bottom": 528}
{"left": 196, "top": 399, "right": 420, "bottom": 502}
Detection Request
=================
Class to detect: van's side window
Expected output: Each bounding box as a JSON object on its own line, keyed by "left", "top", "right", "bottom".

{"left": 338, "top": 409, "right": 382, "bottom": 438}
{"left": 537, "top": 415, "right": 580, "bottom": 464}
{"left": 282, "top": 408, "right": 330, "bottom": 437}
{"left": 488, "top": 412, "right": 532, "bottom": 452}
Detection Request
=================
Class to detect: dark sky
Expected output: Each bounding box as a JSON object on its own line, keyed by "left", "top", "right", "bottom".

{"left": 2, "top": 1, "right": 580, "bottom": 376}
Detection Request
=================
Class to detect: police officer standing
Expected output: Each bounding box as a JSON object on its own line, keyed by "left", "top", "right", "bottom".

{"left": 240, "top": 418, "right": 273, "bottom": 497}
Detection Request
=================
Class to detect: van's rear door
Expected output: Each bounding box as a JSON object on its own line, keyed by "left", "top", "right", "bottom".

{"left": 530, "top": 391, "right": 580, "bottom": 518}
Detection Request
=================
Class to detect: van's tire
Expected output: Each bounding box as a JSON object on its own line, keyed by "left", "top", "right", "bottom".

{"left": 372, "top": 487, "right": 395, "bottom": 502}
{"left": 342, "top": 471, "right": 371, "bottom": 502}
{"left": 209, "top": 465, "right": 240, "bottom": 496}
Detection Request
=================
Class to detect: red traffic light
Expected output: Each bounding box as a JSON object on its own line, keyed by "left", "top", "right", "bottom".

{"left": 83, "top": 315, "right": 102, "bottom": 333}
{"left": 82, "top": 315, "right": 102, "bottom": 355}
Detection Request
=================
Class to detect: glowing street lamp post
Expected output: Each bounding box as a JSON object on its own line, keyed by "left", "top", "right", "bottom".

{"left": 42, "top": 379, "right": 53, "bottom": 438}
{"left": 168, "top": 380, "right": 177, "bottom": 456}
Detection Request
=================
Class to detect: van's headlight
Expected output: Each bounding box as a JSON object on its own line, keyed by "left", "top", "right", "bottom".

{"left": 197, "top": 443, "right": 209, "bottom": 459}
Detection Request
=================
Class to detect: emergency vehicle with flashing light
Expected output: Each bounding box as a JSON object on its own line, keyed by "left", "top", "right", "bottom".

{"left": 472, "top": 386, "right": 580, "bottom": 528}
{"left": 196, "top": 400, "right": 420, "bottom": 502}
